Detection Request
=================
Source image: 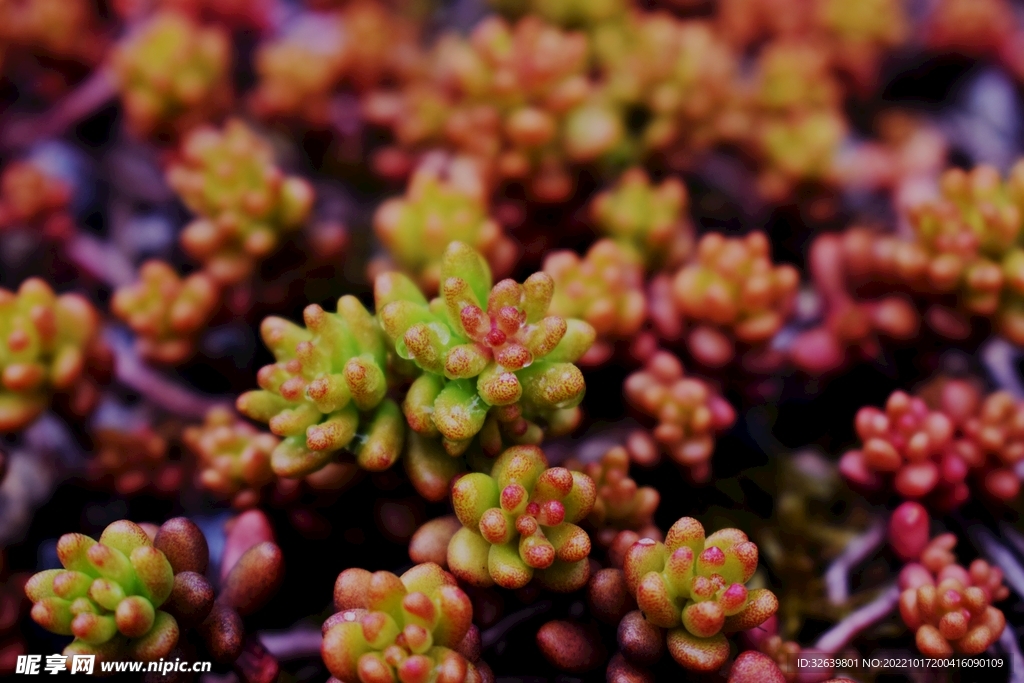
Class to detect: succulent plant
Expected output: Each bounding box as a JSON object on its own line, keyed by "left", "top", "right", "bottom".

{"left": 363, "top": 15, "right": 617, "bottom": 201}
{"left": 322, "top": 562, "right": 489, "bottom": 683}
{"left": 0, "top": 160, "right": 73, "bottom": 238}
{"left": 236, "top": 295, "right": 402, "bottom": 478}
{"left": 566, "top": 446, "right": 659, "bottom": 548}
{"left": 592, "top": 16, "right": 741, "bottom": 162}
{"left": 667, "top": 232, "right": 799, "bottom": 368}
{"left": 898, "top": 533, "right": 1008, "bottom": 656}
{"left": 251, "top": 2, "right": 419, "bottom": 125}
{"left": 111, "top": 260, "right": 221, "bottom": 365}
{"left": 183, "top": 406, "right": 279, "bottom": 509}
{"left": 25, "top": 521, "right": 180, "bottom": 661}
{"left": 167, "top": 119, "right": 316, "bottom": 285}
{"left": 839, "top": 390, "right": 962, "bottom": 504}
{"left": 623, "top": 351, "right": 736, "bottom": 482}
{"left": 110, "top": 11, "right": 232, "bottom": 138}
{"left": 543, "top": 239, "right": 646, "bottom": 363}
{"left": 373, "top": 158, "right": 515, "bottom": 294}
{"left": 589, "top": 168, "right": 694, "bottom": 271}
{"left": 0, "top": 0, "right": 105, "bottom": 68}
{"left": 953, "top": 388, "right": 1024, "bottom": 500}
{"left": 815, "top": 0, "right": 909, "bottom": 88}
{"left": 86, "top": 424, "right": 182, "bottom": 497}
{"left": 446, "top": 445, "right": 597, "bottom": 591}
{"left": 376, "top": 241, "right": 594, "bottom": 456}
{"left": 0, "top": 278, "right": 109, "bottom": 433}
{"left": 622, "top": 517, "right": 779, "bottom": 672}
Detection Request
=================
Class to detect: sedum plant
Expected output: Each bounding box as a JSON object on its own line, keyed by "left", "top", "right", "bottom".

{"left": 566, "top": 446, "right": 660, "bottom": 548}
{"left": 167, "top": 118, "right": 316, "bottom": 285}
{"left": 623, "top": 351, "right": 736, "bottom": 482}
{"left": 110, "top": 11, "right": 232, "bottom": 139}
{"left": 373, "top": 158, "right": 515, "bottom": 295}
{"left": 183, "top": 406, "right": 279, "bottom": 509}
{"left": 591, "top": 16, "right": 741, "bottom": 164}
{"left": 236, "top": 295, "right": 403, "bottom": 478}
{"left": 589, "top": 168, "right": 693, "bottom": 271}
{"left": 0, "top": 160, "right": 74, "bottom": 238}
{"left": 323, "top": 562, "right": 489, "bottom": 683}
{"left": 25, "top": 521, "right": 179, "bottom": 662}
{"left": 376, "top": 241, "right": 594, "bottom": 456}
{"left": 0, "top": 278, "right": 108, "bottom": 433}
{"left": 622, "top": 517, "right": 779, "bottom": 672}
{"left": 111, "top": 260, "right": 221, "bottom": 365}
{"left": 447, "top": 445, "right": 596, "bottom": 591}
{"left": 898, "top": 533, "right": 1008, "bottom": 656}
{"left": 543, "top": 239, "right": 646, "bottom": 363}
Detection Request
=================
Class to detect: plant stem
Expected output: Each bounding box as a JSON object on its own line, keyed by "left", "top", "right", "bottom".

{"left": 824, "top": 518, "right": 886, "bottom": 605}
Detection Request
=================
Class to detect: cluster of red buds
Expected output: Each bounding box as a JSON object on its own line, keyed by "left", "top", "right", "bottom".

{"left": 323, "top": 563, "right": 491, "bottom": 683}
{"left": 789, "top": 228, "right": 920, "bottom": 376}
{"left": 111, "top": 260, "right": 220, "bottom": 364}
{"left": 110, "top": 12, "right": 232, "bottom": 139}
{"left": 167, "top": 119, "right": 316, "bottom": 285}
{"left": 447, "top": 445, "right": 596, "bottom": 592}
{"left": 898, "top": 533, "right": 1008, "bottom": 656}
{"left": 251, "top": 1, "right": 421, "bottom": 126}
{"left": 0, "top": 160, "right": 74, "bottom": 239}
{"left": 620, "top": 517, "right": 778, "bottom": 672}
{"left": 841, "top": 380, "right": 1024, "bottom": 506}
{"left": 624, "top": 351, "right": 736, "bottom": 481}
{"left": 651, "top": 232, "right": 800, "bottom": 369}
{"left": 0, "top": 279, "right": 110, "bottom": 433}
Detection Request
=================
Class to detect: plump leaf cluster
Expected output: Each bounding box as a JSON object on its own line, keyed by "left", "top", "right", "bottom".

{"left": 237, "top": 296, "right": 401, "bottom": 478}
{"left": 0, "top": 160, "right": 73, "bottom": 238}
{"left": 447, "top": 445, "right": 596, "bottom": 592}
{"left": 841, "top": 381, "right": 1024, "bottom": 506}
{"left": 566, "top": 446, "right": 659, "bottom": 543}
{"left": 374, "top": 159, "right": 514, "bottom": 294}
{"left": 544, "top": 240, "right": 646, "bottom": 358}
{"left": 323, "top": 563, "right": 487, "bottom": 683}
{"left": 184, "top": 406, "right": 279, "bottom": 509}
{"left": 623, "top": 351, "right": 735, "bottom": 482}
{"left": 110, "top": 11, "right": 232, "bottom": 138}
{"left": 25, "top": 521, "right": 179, "bottom": 662}
{"left": 363, "top": 14, "right": 620, "bottom": 201}
{"left": 167, "top": 119, "right": 315, "bottom": 285}
{"left": 86, "top": 424, "right": 180, "bottom": 497}
{"left": 591, "top": 17, "right": 740, "bottom": 162}
{"left": 588, "top": 167, "right": 693, "bottom": 271}
{"left": 0, "top": 278, "right": 107, "bottom": 433}
{"left": 111, "top": 260, "right": 220, "bottom": 364}
{"left": 377, "top": 241, "right": 593, "bottom": 456}
{"left": 670, "top": 232, "right": 799, "bottom": 365}
{"left": 251, "top": 1, "right": 420, "bottom": 125}
{"left": 622, "top": 517, "right": 779, "bottom": 672}
{"left": 898, "top": 533, "right": 1008, "bottom": 656}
